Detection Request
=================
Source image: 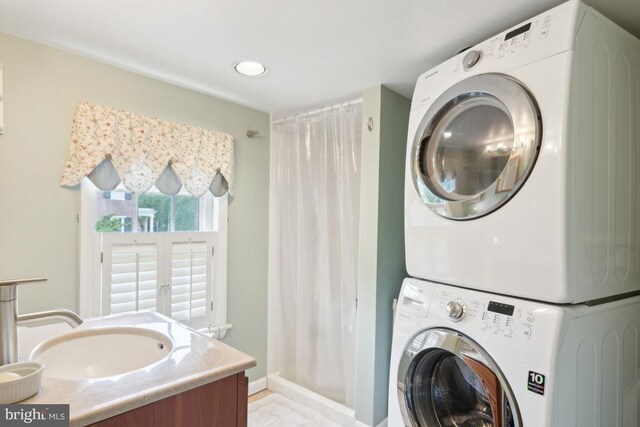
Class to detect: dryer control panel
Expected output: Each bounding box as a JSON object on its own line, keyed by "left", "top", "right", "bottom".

{"left": 451, "top": 10, "right": 562, "bottom": 75}
{"left": 410, "top": 0, "right": 584, "bottom": 112}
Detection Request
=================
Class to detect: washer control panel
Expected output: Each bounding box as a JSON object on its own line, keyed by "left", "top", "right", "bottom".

{"left": 436, "top": 289, "right": 537, "bottom": 341}
{"left": 480, "top": 305, "right": 536, "bottom": 340}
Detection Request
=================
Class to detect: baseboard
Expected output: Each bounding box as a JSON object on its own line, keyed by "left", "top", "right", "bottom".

{"left": 264, "top": 374, "right": 387, "bottom": 427}
{"left": 248, "top": 376, "right": 267, "bottom": 396}
{"left": 267, "top": 374, "right": 355, "bottom": 426}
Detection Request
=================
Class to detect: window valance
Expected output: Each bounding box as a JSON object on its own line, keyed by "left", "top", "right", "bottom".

{"left": 60, "top": 102, "right": 234, "bottom": 197}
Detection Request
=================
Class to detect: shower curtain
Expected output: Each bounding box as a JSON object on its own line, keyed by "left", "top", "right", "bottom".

{"left": 269, "top": 101, "right": 362, "bottom": 408}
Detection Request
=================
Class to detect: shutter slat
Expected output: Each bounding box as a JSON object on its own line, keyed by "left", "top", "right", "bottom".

{"left": 170, "top": 241, "right": 210, "bottom": 326}
{"left": 108, "top": 243, "right": 157, "bottom": 314}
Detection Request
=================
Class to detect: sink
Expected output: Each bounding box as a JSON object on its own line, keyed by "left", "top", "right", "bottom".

{"left": 30, "top": 327, "right": 173, "bottom": 380}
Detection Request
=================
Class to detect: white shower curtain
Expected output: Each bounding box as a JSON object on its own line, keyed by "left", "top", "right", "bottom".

{"left": 269, "top": 101, "right": 362, "bottom": 408}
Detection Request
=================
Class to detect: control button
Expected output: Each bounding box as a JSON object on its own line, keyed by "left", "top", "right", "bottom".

{"left": 526, "top": 313, "right": 535, "bottom": 323}
{"left": 544, "top": 16, "right": 552, "bottom": 24}
{"left": 446, "top": 300, "right": 466, "bottom": 322}
{"left": 492, "top": 325, "right": 500, "bottom": 334}
{"left": 481, "top": 322, "right": 488, "bottom": 331}
{"left": 523, "top": 327, "right": 532, "bottom": 340}
{"left": 462, "top": 50, "right": 482, "bottom": 71}
{"left": 540, "top": 27, "right": 550, "bottom": 38}
{"left": 504, "top": 328, "right": 513, "bottom": 337}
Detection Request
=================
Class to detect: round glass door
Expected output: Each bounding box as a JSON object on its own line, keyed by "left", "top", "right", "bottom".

{"left": 397, "top": 329, "right": 521, "bottom": 427}
{"left": 411, "top": 74, "right": 541, "bottom": 220}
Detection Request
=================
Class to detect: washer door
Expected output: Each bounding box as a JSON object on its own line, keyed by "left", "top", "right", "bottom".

{"left": 411, "top": 73, "right": 541, "bottom": 220}
{"left": 397, "top": 328, "right": 521, "bottom": 427}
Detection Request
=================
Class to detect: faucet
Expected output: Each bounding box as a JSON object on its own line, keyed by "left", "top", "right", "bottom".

{"left": 0, "top": 278, "right": 83, "bottom": 366}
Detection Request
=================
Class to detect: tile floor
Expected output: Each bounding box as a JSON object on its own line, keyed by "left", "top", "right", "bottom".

{"left": 248, "top": 392, "right": 340, "bottom": 426}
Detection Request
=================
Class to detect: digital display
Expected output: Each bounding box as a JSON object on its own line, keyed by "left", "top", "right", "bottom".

{"left": 505, "top": 23, "right": 531, "bottom": 41}
{"left": 488, "top": 301, "right": 515, "bottom": 316}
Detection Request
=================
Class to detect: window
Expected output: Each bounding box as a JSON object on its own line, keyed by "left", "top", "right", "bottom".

{"left": 80, "top": 180, "right": 228, "bottom": 333}
{"left": 94, "top": 187, "right": 208, "bottom": 233}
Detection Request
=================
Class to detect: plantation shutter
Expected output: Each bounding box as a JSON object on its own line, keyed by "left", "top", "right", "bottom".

{"left": 169, "top": 237, "right": 213, "bottom": 330}
{"left": 101, "top": 232, "right": 213, "bottom": 329}
{"left": 102, "top": 235, "right": 160, "bottom": 315}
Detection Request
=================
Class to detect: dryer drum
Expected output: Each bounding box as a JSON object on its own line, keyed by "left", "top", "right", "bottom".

{"left": 419, "top": 96, "right": 514, "bottom": 201}
{"left": 410, "top": 73, "right": 541, "bottom": 220}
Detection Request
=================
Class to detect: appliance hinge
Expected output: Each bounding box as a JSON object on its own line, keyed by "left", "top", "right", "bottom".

{"left": 212, "top": 246, "right": 214, "bottom": 256}
{"left": 355, "top": 298, "right": 358, "bottom": 310}
{"left": 100, "top": 252, "right": 103, "bottom": 264}
{"left": 211, "top": 301, "right": 214, "bottom": 311}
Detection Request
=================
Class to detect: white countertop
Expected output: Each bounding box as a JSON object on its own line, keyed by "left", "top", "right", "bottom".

{"left": 17, "top": 311, "right": 256, "bottom": 426}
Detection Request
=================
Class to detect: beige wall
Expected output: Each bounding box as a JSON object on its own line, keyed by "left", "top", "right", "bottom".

{"left": 0, "top": 32, "right": 269, "bottom": 381}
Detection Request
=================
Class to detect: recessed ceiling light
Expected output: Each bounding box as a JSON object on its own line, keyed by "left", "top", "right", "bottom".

{"left": 234, "top": 61, "right": 267, "bottom": 77}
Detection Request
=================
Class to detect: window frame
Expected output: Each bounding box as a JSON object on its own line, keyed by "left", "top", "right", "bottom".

{"left": 79, "top": 179, "right": 228, "bottom": 333}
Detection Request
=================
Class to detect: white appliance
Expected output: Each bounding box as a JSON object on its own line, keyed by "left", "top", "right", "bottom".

{"left": 388, "top": 277, "right": 640, "bottom": 426}
{"left": 404, "top": 0, "right": 640, "bottom": 303}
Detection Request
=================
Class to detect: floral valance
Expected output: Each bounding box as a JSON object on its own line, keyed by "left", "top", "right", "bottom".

{"left": 60, "top": 102, "right": 234, "bottom": 197}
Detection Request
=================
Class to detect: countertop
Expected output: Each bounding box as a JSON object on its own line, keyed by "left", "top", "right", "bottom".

{"left": 17, "top": 311, "right": 256, "bottom": 426}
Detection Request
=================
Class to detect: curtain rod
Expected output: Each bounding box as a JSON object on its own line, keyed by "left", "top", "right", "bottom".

{"left": 272, "top": 98, "right": 363, "bottom": 124}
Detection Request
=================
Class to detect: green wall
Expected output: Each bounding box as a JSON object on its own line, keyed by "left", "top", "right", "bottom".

{"left": 355, "top": 85, "right": 409, "bottom": 425}
{"left": 0, "top": 32, "right": 269, "bottom": 381}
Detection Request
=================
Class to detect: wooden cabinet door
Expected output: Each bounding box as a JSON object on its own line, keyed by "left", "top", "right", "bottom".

{"left": 90, "top": 372, "right": 248, "bottom": 427}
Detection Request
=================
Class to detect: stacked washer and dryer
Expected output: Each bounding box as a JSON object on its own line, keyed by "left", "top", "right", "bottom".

{"left": 389, "top": 1, "right": 640, "bottom": 426}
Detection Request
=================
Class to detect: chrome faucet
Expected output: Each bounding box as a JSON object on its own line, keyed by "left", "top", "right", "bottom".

{"left": 0, "top": 278, "right": 83, "bottom": 366}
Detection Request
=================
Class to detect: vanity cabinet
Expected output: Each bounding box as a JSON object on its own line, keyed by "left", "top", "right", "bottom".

{"left": 88, "top": 372, "right": 248, "bottom": 427}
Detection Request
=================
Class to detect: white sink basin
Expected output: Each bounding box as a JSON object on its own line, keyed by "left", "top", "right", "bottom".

{"left": 30, "top": 327, "right": 173, "bottom": 380}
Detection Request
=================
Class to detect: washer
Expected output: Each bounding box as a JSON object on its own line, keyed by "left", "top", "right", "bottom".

{"left": 405, "top": 0, "right": 640, "bottom": 303}
{"left": 388, "top": 277, "right": 640, "bottom": 426}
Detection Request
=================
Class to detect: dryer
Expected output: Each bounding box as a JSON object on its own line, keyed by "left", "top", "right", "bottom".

{"left": 388, "top": 277, "right": 640, "bottom": 426}
{"left": 405, "top": 0, "right": 640, "bottom": 303}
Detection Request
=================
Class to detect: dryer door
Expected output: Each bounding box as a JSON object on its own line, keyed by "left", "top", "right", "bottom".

{"left": 410, "top": 73, "right": 541, "bottom": 220}
{"left": 397, "top": 328, "right": 521, "bottom": 427}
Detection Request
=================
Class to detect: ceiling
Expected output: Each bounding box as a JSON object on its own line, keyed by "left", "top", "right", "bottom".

{"left": 0, "top": 0, "right": 638, "bottom": 116}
